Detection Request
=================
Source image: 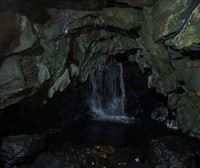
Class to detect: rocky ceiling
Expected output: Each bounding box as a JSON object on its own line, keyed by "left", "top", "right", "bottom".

{"left": 0, "top": 0, "right": 200, "bottom": 139}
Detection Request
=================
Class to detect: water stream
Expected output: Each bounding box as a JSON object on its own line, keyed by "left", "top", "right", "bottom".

{"left": 87, "top": 62, "right": 129, "bottom": 122}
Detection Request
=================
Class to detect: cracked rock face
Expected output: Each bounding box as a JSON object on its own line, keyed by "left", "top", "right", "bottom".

{"left": 0, "top": 0, "right": 200, "bottom": 139}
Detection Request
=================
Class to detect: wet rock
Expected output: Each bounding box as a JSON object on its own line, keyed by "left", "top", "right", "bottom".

{"left": 37, "top": 63, "right": 51, "bottom": 84}
{"left": 29, "top": 152, "right": 81, "bottom": 168}
{"left": 172, "top": 58, "right": 200, "bottom": 95}
{"left": 135, "top": 38, "right": 152, "bottom": 71}
{"left": 0, "top": 54, "right": 42, "bottom": 109}
{"left": 0, "top": 4, "right": 144, "bottom": 112}
{"left": 29, "top": 144, "right": 145, "bottom": 168}
{"left": 165, "top": 120, "right": 178, "bottom": 130}
{"left": 48, "top": 69, "right": 70, "bottom": 98}
{"left": 141, "top": 8, "right": 174, "bottom": 77}
{"left": 96, "top": 146, "right": 115, "bottom": 155}
{"left": 148, "top": 71, "right": 177, "bottom": 95}
{"left": 148, "top": 136, "right": 197, "bottom": 168}
{"left": 185, "top": 60, "right": 200, "bottom": 95}
{"left": 6, "top": 14, "right": 38, "bottom": 56}
{"left": 0, "top": 134, "right": 45, "bottom": 167}
{"left": 83, "top": 157, "right": 97, "bottom": 168}
{"left": 151, "top": 106, "right": 169, "bottom": 122}
{"left": 34, "top": 9, "right": 72, "bottom": 98}
{"left": 171, "top": 57, "right": 188, "bottom": 82}
{"left": 176, "top": 93, "right": 200, "bottom": 138}
{"left": 29, "top": 145, "right": 114, "bottom": 168}
{"left": 0, "top": 8, "right": 72, "bottom": 108}
{"left": 0, "top": 56, "right": 26, "bottom": 108}
{"left": 168, "top": 48, "right": 185, "bottom": 59}
{"left": 167, "top": 93, "right": 179, "bottom": 110}
{"left": 73, "top": 30, "right": 138, "bottom": 81}
{"left": 167, "top": 3, "right": 200, "bottom": 51}
{"left": 0, "top": 10, "right": 20, "bottom": 57}
{"left": 0, "top": 11, "right": 41, "bottom": 109}
{"left": 139, "top": 2, "right": 200, "bottom": 140}
{"left": 36, "top": 9, "right": 88, "bottom": 39}
{"left": 108, "top": 147, "right": 145, "bottom": 168}
{"left": 0, "top": 9, "right": 38, "bottom": 57}
{"left": 70, "top": 7, "right": 142, "bottom": 31}
{"left": 91, "top": 146, "right": 115, "bottom": 159}
{"left": 152, "top": 0, "right": 199, "bottom": 41}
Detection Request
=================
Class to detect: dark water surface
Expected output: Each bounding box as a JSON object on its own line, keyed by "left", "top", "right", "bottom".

{"left": 47, "top": 119, "right": 181, "bottom": 147}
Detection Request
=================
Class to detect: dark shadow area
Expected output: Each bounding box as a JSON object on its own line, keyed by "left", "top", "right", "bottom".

{"left": 181, "top": 50, "right": 200, "bottom": 60}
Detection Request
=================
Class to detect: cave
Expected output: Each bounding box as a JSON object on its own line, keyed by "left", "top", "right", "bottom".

{"left": 1, "top": 0, "right": 200, "bottom": 168}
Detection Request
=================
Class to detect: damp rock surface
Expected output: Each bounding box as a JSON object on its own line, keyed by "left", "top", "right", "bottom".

{"left": 151, "top": 106, "right": 169, "bottom": 122}
{"left": 148, "top": 136, "right": 197, "bottom": 168}
{"left": 0, "top": 134, "right": 45, "bottom": 167}
{"left": 1, "top": 132, "right": 197, "bottom": 168}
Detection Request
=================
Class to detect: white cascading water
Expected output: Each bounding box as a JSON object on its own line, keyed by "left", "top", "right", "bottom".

{"left": 88, "top": 62, "right": 128, "bottom": 122}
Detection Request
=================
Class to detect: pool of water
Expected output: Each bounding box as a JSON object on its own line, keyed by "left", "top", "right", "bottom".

{"left": 47, "top": 119, "right": 181, "bottom": 147}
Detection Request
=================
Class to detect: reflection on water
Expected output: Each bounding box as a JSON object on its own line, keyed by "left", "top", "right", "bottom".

{"left": 57, "top": 119, "right": 178, "bottom": 147}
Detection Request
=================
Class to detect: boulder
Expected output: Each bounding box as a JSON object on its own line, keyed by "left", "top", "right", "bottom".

{"left": 29, "top": 151, "right": 81, "bottom": 168}
{"left": 0, "top": 56, "right": 25, "bottom": 108}
{"left": 172, "top": 58, "right": 200, "bottom": 95}
{"left": 151, "top": 106, "right": 169, "bottom": 122}
{"left": 176, "top": 93, "right": 200, "bottom": 138}
{"left": 6, "top": 14, "right": 38, "bottom": 55}
{"left": 0, "top": 134, "right": 45, "bottom": 167}
{"left": 152, "top": 0, "right": 199, "bottom": 41}
{"left": 168, "top": 3, "right": 200, "bottom": 51}
{"left": 148, "top": 136, "right": 196, "bottom": 168}
{"left": 148, "top": 71, "right": 177, "bottom": 95}
{"left": 0, "top": 10, "right": 20, "bottom": 57}
{"left": 0, "top": 54, "right": 42, "bottom": 109}
{"left": 0, "top": 10, "right": 38, "bottom": 57}
{"left": 141, "top": 8, "right": 174, "bottom": 76}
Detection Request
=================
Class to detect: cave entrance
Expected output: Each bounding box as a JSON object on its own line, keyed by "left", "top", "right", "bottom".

{"left": 1, "top": 55, "right": 199, "bottom": 168}
{"left": 0, "top": 55, "right": 168, "bottom": 135}
{"left": 0, "top": 55, "right": 171, "bottom": 138}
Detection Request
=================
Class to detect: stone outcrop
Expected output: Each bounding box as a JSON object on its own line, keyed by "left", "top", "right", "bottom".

{"left": 0, "top": 10, "right": 20, "bottom": 57}
{"left": 0, "top": 134, "right": 45, "bottom": 167}
{"left": 140, "top": 0, "right": 200, "bottom": 138}
{"left": 0, "top": 0, "right": 200, "bottom": 139}
{"left": 0, "top": 5, "right": 142, "bottom": 108}
{"left": 148, "top": 136, "right": 196, "bottom": 168}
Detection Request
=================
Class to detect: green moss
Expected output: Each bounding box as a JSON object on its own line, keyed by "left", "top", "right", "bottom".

{"left": 170, "top": 4, "right": 200, "bottom": 49}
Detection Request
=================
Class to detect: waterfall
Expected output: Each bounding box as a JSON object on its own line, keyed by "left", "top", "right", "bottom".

{"left": 88, "top": 62, "right": 128, "bottom": 121}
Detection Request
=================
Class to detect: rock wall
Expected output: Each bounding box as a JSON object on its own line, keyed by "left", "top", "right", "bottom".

{"left": 0, "top": 0, "right": 200, "bottom": 139}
